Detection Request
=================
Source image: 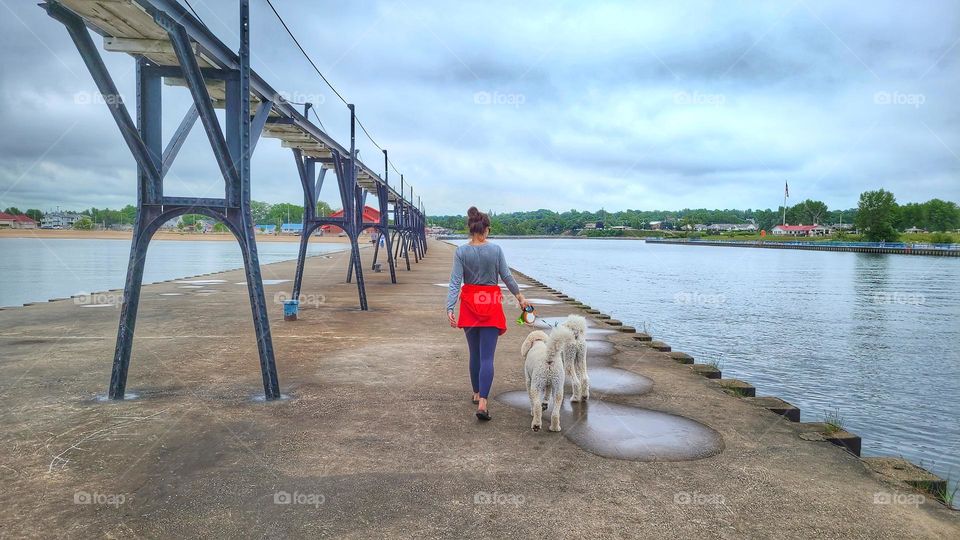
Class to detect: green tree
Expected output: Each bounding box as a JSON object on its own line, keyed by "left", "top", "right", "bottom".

{"left": 3, "top": 207, "right": 22, "bottom": 215}
{"left": 73, "top": 216, "right": 94, "bottom": 230}
{"left": 268, "top": 203, "right": 304, "bottom": 226}
{"left": 855, "top": 189, "right": 900, "bottom": 242}
{"left": 250, "top": 200, "right": 272, "bottom": 224}
{"left": 791, "top": 199, "right": 829, "bottom": 225}
{"left": 25, "top": 209, "right": 43, "bottom": 222}
{"left": 924, "top": 199, "right": 960, "bottom": 232}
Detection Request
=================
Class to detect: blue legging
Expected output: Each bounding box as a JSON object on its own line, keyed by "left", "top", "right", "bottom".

{"left": 464, "top": 327, "right": 499, "bottom": 399}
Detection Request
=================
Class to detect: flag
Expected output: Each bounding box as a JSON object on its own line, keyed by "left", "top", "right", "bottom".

{"left": 784, "top": 181, "right": 789, "bottom": 198}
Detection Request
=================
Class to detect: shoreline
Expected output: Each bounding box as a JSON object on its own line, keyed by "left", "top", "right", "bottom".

{"left": 0, "top": 229, "right": 355, "bottom": 243}
{"left": 645, "top": 237, "right": 960, "bottom": 257}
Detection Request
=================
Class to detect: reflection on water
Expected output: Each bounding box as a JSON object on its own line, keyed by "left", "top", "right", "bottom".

{"left": 486, "top": 239, "right": 960, "bottom": 492}
{"left": 0, "top": 238, "right": 346, "bottom": 307}
{"left": 496, "top": 390, "right": 723, "bottom": 461}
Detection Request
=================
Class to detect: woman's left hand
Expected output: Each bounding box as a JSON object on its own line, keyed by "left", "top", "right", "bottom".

{"left": 447, "top": 310, "right": 457, "bottom": 328}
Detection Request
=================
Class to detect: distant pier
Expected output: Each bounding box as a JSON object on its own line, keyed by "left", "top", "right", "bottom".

{"left": 646, "top": 237, "right": 960, "bottom": 257}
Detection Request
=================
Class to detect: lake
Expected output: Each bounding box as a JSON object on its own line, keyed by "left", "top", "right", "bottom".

{"left": 0, "top": 238, "right": 347, "bottom": 308}
{"left": 487, "top": 238, "right": 960, "bottom": 499}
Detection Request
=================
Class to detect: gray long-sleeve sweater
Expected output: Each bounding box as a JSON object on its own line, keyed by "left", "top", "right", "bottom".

{"left": 446, "top": 242, "right": 520, "bottom": 312}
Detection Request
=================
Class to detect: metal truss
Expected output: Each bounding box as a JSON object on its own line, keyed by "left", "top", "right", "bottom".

{"left": 42, "top": 0, "right": 427, "bottom": 400}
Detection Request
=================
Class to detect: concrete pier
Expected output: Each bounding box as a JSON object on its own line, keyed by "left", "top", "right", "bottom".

{"left": 1, "top": 240, "right": 957, "bottom": 537}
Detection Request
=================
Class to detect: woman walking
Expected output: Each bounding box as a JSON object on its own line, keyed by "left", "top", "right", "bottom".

{"left": 447, "top": 207, "right": 528, "bottom": 421}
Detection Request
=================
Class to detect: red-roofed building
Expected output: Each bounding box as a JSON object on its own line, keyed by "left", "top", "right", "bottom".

{"left": 0, "top": 213, "right": 38, "bottom": 229}
{"left": 320, "top": 206, "right": 381, "bottom": 234}
{"left": 772, "top": 224, "right": 832, "bottom": 237}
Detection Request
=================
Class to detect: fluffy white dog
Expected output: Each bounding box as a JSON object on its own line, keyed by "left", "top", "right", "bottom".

{"left": 559, "top": 315, "right": 589, "bottom": 402}
{"left": 521, "top": 327, "right": 575, "bottom": 432}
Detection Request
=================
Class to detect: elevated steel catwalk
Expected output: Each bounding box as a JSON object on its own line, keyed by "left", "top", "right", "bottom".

{"left": 42, "top": 0, "right": 427, "bottom": 401}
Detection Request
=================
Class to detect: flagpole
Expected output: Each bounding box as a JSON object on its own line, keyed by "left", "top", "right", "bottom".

{"left": 782, "top": 181, "right": 788, "bottom": 225}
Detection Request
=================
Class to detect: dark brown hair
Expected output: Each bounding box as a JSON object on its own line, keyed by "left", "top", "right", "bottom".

{"left": 467, "top": 206, "right": 490, "bottom": 236}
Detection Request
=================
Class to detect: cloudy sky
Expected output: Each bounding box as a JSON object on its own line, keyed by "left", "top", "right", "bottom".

{"left": 1, "top": 0, "right": 957, "bottom": 215}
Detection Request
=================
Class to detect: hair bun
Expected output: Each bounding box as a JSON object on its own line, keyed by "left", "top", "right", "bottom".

{"left": 467, "top": 206, "right": 480, "bottom": 220}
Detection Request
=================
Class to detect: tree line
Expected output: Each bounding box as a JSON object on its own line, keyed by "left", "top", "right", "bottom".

{"left": 428, "top": 192, "right": 960, "bottom": 241}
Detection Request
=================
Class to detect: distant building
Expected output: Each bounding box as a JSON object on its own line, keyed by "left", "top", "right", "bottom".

{"left": 582, "top": 221, "right": 604, "bottom": 230}
{"left": 280, "top": 223, "right": 304, "bottom": 235}
{"left": 159, "top": 218, "right": 179, "bottom": 230}
{"left": 609, "top": 225, "right": 634, "bottom": 231}
{"left": 322, "top": 206, "right": 381, "bottom": 234}
{"left": 256, "top": 224, "right": 277, "bottom": 234}
{"left": 904, "top": 226, "right": 925, "bottom": 234}
{"left": 41, "top": 212, "right": 82, "bottom": 229}
{"left": 0, "top": 212, "right": 38, "bottom": 229}
{"left": 706, "top": 223, "right": 757, "bottom": 233}
{"left": 648, "top": 221, "right": 663, "bottom": 230}
{"left": 772, "top": 224, "right": 832, "bottom": 237}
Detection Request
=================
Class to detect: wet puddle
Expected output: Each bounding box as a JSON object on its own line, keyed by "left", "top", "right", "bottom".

{"left": 584, "top": 367, "right": 654, "bottom": 395}
{"left": 585, "top": 328, "right": 617, "bottom": 337}
{"left": 234, "top": 279, "right": 292, "bottom": 286}
{"left": 496, "top": 391, "right": 723, "bottom": 461}
{"left": 176, "top": 279, "right": 227, "bottom": 284}
{"left": 586, "top": 340, "right": 616, "bottom": 356}
{"left": 522, "top": 298, "right": 563, "bottom": 305}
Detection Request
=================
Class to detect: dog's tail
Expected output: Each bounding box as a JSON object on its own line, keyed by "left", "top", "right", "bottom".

{"left": 547, "top": 326, "right": 575, "bottom": 361}
{"left": 521, "top": 330, "right": 549, "bottom": 358}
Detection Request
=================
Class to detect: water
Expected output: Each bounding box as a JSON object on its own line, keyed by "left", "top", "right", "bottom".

{"left": 483, "top": 239, "right": 960, "bottom": 495}
{"left": 0, "top": 238, "right": 347, "bottom": 307}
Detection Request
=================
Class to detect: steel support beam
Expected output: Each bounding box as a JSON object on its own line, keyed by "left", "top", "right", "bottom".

{"left": 46, "top": 0, "right": 280, "bottom": 401}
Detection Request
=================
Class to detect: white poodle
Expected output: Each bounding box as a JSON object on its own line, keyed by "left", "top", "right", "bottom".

{"left": 559, "top": 315, "right": 589, "bottom": 402}
{"left": 522, "top": 327, "right": 575, "bottom": 432}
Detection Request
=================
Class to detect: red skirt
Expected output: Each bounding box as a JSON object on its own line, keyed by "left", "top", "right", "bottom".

{"left": 457, "top": 284, "right": 507, "bottom": 336}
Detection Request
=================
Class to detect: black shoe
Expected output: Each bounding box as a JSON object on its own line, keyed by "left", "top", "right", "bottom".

{"left": 476, "top": 410, "right": 491, "bottom": 421}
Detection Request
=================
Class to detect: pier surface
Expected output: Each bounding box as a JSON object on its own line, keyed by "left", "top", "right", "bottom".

{"left": 1, "top": 240, "right": 957, "bottom": 538}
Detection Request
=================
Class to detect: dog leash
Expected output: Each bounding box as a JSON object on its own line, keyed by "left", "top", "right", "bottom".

{"left": 516, "top": 305, "right": 538, "bottom": 325}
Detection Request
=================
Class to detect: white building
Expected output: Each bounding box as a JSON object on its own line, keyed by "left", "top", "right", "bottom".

{"left": 772, "top": 224, "right": 832, "bottom": 237}
{"left": 41, "top": 212, "right": 82, "bottom": 229}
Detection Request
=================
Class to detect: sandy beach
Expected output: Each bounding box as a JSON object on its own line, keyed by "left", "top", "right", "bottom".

{"left": 0, "top": 228, "right": 355, "bottom": 243}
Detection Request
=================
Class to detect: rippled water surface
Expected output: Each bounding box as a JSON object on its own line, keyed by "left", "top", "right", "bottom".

{"left": 484, "top": 238, "right": 960, "bottom": 494}
{"left": 0, "top": 238, "right": 346, "bottom": 307}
